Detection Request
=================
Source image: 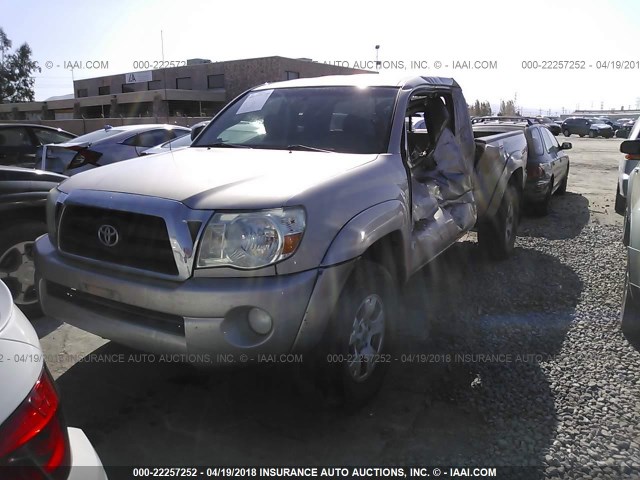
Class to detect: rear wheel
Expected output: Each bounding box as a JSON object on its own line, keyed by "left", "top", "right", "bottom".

{"left": 478, "top": 183, "right": 519, "bottom": 259}
{"left": 0, "top": 221, "right": 47, "bottom": 318}
{"left": 533, "top": 179, "right": 553, "bottom": 216}
{"left": 556, "top": 165, "right": 568, "bottom": 195}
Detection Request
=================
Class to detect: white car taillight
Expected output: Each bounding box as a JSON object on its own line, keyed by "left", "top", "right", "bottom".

{"left": 0, "top": 366, "right": 71, "bottom": 479}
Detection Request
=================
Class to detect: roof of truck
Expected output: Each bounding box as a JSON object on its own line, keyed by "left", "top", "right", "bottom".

{"left": 253, "top": 74, "right": 460, "bottom": 91}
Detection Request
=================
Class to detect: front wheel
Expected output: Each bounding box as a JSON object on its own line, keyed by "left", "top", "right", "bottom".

{"left": 478, "top": 183, "right": 520, "bottom": 260}
{"left": 616, "top": 184, "right": 627, "bottom": 216}
{"left": 563, "top": 129, "right": 571, "bottom": 137}
{"left": 0, "top": 221, "right": 47, "bottom": 318}
{"left": 622, "top": 269, "right": 640, "bottom": 340}
{"left": 328, "top": 260, "right": 397, "bottom": 408}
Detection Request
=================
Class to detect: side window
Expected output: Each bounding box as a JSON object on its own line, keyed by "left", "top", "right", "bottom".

{"left": 540, "top": 128, "right": 557, "bottom": 153}
{"left": 0, "top": 127, "right": 32, "bottom": 147}
{"left": 125, "top": 130, "right": 173, "bottom": 148}
{"left": 530, "top": 128, "right": 545, "bottom": 156}
{"left": 32, "top": 128, "right": 74, "bottom": 145}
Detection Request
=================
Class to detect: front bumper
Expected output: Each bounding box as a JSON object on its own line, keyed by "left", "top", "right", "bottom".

{"left": 35, "top": 235, "right": 353, "bottom": 360}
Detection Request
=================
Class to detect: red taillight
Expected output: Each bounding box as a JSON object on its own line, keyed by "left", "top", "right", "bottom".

{"left": 0, "top": 367, "right": 70, "bottom": 479}
{"left": 626, "top": 154, "right": 640, "bottom": 161}
{"left": 527, "top": 165, "right": 545, "bottom": 180}
{"left": 67, "top": 147, "right": 102, "bottom": 169}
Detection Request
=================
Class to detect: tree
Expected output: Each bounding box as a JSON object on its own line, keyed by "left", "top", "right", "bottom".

{"left": 499, "top": 99, "right": 518, "bottom": 116}
{"left": 0, "top": 27, "right": 40, "bottom": 103}
{"left": 469, "top": 99, "right": 492, "bottom": 117}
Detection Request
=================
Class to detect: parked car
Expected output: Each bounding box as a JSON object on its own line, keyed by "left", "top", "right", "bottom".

{"left": 35, "top": 74, "right": 526, "bottom": 407}
{"left": 616, "top": 118, "right": 640, "bottom": 214}
{"left": 139, "top": 121, "right": 210, "bottom": 156}
{"left": 534, "top": 116, "right": 562, "bottom": 136}
{"left": 594, "top": 117, "right": 621, "bottom": 133}
{"left": 561, "top": 117, "right": 614, "bottom": 138}
{"left": 473, "top": 118, "right": 571, "bottom": 215}
{"left": 616, "top": 118, "right": 637, "bottom": 139}
{"left": 0, "top": 281, "right": 107, "bottom": 479}
{"left": 620, "top": 138, "right": 640, "bottom": 338}
{"left": 0, "top": 124, "right": 76, "bottom": 169}
{"left": 35, "top": 124, "right": 190, "bottom": 175}
{"left": 0, "top": 166, "right": 67, "bottom": 317}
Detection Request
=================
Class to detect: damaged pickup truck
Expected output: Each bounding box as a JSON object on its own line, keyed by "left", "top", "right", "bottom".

{"left": 34, "top": 74, "right": 526, "bottom": 405}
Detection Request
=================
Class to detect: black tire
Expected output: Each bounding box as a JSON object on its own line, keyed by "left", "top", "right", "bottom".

{"left": 579, "top": 134, "right": 585, "bottom": 138}
{"left": 478, "top": 183, "right": 520, "bottom": 260}
{"left": 532, "top": 179, "right": 553, "bottom": 216}
{"left": 622, "top": 268, "right": 640, "bottom": 340}
{"left": 0, "top": 221, "right": 47, "bottom": 318}
{"left": 563, "top": 129, "right": 571, "bottom": 137}
{"left": 588, "top": 130, "right": 596, "bottom": 138}
{"left": 556, "top": 165, "right": 568, "bottom": 195}
{"left": 616, "top": 184, "right": 627, "bottom": 216}
{"left": 326, "top": 260, "right": 397, "bottom": 409}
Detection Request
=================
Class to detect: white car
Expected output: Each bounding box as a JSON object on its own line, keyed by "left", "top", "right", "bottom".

{"left": 616, "top": 118, "right": 640, "bottom": 214}
{"left": 0, "top": 282, "right": 107, "bottom": 479}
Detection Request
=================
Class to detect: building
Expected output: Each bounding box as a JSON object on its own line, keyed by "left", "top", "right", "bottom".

{"left": 0, "top": 56, "right": 373, "bottom": 125}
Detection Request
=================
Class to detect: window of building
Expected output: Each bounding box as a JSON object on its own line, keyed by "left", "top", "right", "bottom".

{"left": 77, "top": 88, "right": 88, "bottom": 98}
{"left": 98, "top": 86, "right": 110, "bottom": 96}
{"left": 207, "top": 74, "right": 225, "bottom": 89}
{"left": 122, "top": 84, "right": 136, "bottom": 93}
{"left": 176, "top": 77, "right": 192, "bottom": 90}
{"left": 148, "top": 80, "right": 162, "bottom": 90}
{"left": 285, "top": 71, "right": 300, "bottom": 80}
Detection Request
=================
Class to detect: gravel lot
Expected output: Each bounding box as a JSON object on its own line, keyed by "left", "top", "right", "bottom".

{"left": 32, "top": 136, "right": 640, "bottom": 478}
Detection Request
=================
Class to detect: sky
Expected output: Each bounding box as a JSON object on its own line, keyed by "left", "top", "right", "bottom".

{"left": 1, "top": 0, "right": 639, "bottom": 116}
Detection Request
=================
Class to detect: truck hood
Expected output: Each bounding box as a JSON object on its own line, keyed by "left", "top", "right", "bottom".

{"left": 58, "top": 147, "right": 379, "bottom": 209}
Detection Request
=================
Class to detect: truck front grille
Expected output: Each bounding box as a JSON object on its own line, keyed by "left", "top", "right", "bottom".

{"left": 58, "top": 205, "right": 178, "bottom": 275}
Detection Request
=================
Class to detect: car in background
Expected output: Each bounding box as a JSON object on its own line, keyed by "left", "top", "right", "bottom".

{"left": 616, "top": 118, "right": 637, "bottom": 139}
{"left": 561, "top": 117, "right": 614, "bottom": 138}
{"left": 534, "top": 116, "right": 561, "bottom": 136}
{"left": 0, "top": 124, "right": 76, "bottom": 169}
{"left": 35, "top": 124, "right": 190, "bottom": 175}
{"left": 473, "top": 117, "right": 570, "bottom": 215}
{"left": 0, "top": 281, "right": 107, "bottom": 479}
{"left": 0, "top": 166, "right": 67, "bottom": 317}
{"left": 616, "top": 118, "right": 640, "bottom": 214}
{"left": 594, "top": 117, "right": 621, "bottom": 133}
{"left": 140, "top": 120, "right": 209, "bottom": 156}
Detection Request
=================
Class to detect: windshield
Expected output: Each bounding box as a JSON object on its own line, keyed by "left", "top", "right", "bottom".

{"left": 194, "top": 86, "right": 398, "bottom": 154}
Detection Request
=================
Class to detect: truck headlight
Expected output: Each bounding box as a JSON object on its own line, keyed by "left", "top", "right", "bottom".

{"left": 197, "top": 207, "right": 306, "bottom": 269}
{"left": 46, "top": 188, "right": 67, "bottom": 246}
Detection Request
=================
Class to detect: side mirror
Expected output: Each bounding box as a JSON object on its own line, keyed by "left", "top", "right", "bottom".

{"left": 621, "top": 140, "right": 640, "bottom": 155}
{"left": 560, "top": 142, "right": 572, "bottom": 150}
{"left": 190, "top": 128, "right": 199, "bottom": 141}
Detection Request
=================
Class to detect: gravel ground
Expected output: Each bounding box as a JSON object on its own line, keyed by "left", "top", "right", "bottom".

{"left": 384, "top": 201, "right": 639, "bottom": 477}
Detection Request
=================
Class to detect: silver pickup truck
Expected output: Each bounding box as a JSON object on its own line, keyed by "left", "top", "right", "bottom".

{"left": 35, "top": 74, "right": 526, "bottom": 405}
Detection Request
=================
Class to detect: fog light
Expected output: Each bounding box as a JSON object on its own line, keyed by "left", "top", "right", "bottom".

{"left": 248, "top": 308, "right": 272, "bottom": 335}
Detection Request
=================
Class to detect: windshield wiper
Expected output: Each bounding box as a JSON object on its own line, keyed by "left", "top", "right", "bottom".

{"left": 286, "top": 144, "right": 333, "bottom": 153}
{"left": 197, "top": 142, "right": 252, "bottom": 149}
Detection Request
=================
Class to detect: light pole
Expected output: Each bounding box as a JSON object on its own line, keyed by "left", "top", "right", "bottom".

{"left": 375, "top": 45, "right": 380, "bottom": 69}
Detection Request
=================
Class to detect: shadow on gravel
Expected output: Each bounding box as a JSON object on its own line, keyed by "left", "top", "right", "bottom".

{"left": 383, "top": 239, "right": 584, "bottom": 471}
{"left": 54, "top": 240, "right": 582, "bottom": 477}
{"left": 520, "top": 192, "right": 590, "bottom": 240}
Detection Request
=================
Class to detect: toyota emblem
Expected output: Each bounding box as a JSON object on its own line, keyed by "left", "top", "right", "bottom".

{"left": 97, "top": 224, "right": 119, "bottom": 247}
